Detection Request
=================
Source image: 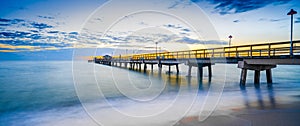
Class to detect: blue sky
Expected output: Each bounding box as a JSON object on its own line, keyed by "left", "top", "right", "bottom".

{"left": 0, "top": 0, "right": 299, "bottom": 60}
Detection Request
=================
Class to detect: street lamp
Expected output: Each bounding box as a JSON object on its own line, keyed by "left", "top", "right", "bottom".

{"left": 228, "top": 35, "right": 233, "bottom": 47}
{"left": 287, "top": 9, "right": 297, "bottom": 57}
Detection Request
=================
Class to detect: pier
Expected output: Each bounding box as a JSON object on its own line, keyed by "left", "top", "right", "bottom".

{"left": 94, "top": 40, "right": 300, "bottom": 85}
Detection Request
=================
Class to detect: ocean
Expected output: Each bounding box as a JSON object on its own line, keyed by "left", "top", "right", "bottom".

{"left": 1, "top": 61, "right": 300, "bottom": 126}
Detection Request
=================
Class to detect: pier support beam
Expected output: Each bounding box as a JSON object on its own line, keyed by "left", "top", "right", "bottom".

{"left": 266, "top": 69, "right": 272, "bottom": 83}
{"left": 144, "top": 64, "right": 147, "bottom": 72}
{"left": 125, "top": 63, "right": 128, "bottom": 68}
{"left": 187, "top": 65, "right": 192, "bottom": 77}
{"left": 254, "top": 70, "right": 260, "bottom": 84}
{"left": 176, "top": 64, "right": 179, "bottom": 74}
{"left": 208, "top": 65, "right": 212, "bottom": 82}
{"left": 139, "top": 63, "right": 142, "bottom": 71}
{"left": 240, "top": 69, "right": 247, "bottom": 85}
{"left": 238, "top": 61, "right": 276, "bottom": 85}
{"left": 151, "top": 64, "right": 153, "bottom": 70}
{"left": 197, "top": 64, "right": 203, "bottom": 81}
{"left": 196, "top": 63, "right": 213, "bottom": 82}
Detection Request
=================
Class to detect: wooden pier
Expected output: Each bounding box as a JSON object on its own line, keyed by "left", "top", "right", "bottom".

{"left": 94, "top": 40, "right": 300, "bottom": 85}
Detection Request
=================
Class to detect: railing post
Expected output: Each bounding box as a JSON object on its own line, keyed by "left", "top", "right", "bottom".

{"left": 268, "top": 43, "right": 271, "bottom": 58}
{"left": 212, "top": 49, "right": 214, "bottom": 58}
{"left": 235, "top": 47, "right": 238, "bottom": 58}
{"left": 228, "top": 47, "right": 230, "bottom": 57}
{"left": 257, "top": 50, "right": 261, "bottom": 56}
{"left": 250, "top": 45, "right": 253, "bottom": 58}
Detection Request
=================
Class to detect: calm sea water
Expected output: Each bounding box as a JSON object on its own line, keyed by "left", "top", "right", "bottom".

{"left": 0, "top": 61, "right": 300, "bottom": 126}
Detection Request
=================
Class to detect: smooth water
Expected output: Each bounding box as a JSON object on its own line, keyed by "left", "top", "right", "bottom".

{"left": 0, "top": 61, "right": 300, "bottom": 126}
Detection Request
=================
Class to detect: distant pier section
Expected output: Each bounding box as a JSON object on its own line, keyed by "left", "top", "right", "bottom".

{"left": 93, "top": 41, "right": 300, "bottom": 85}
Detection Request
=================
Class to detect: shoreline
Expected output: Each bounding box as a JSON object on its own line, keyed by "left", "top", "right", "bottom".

{"left": 175, "top": 101, "right": 300, "bottom": 126}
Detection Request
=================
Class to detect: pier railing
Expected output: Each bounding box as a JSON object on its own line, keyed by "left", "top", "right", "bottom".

{"left": 99, "top": 40, "right": 300, "bottom": 61}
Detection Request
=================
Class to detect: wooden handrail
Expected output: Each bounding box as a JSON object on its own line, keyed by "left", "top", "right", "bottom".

{"left": 95, "top": 40, "right": 300, "bottom": 61}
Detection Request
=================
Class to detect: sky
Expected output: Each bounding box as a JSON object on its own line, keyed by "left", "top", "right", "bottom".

{"left": 0, "top": 0, "right": 299, "bottom": 60}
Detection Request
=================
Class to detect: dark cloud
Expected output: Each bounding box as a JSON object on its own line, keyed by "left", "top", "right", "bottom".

{"left": 168, "top": 0, "right": 181, "bottom": 9}
{"left": 164, "top": 24, "right": 191, "bottom": 32}
{"left": 0, "top": 31, "right": 31, "bottom": 38}
{"left": 176, "top": 37, "right": 201, "bottom": 44}
{"left": 0, "top": 24, "right": 10, "bottom": 26}
{"left": 48, "top": 31, "right": 59, "bottom": 34}
{"left": 169, "top": 0, "right": 291, "bottom": 15}
{"left": 0, "top": 18, "right": 11, "bottom": 22}
{"left": 69, "top": 32, "right": 79, "bottom": 35}
{"left": 164, "top": 24, "right": 182, "bottom": 29}
{"left": 233, "top": 20, "right": 240, "bottom": 23}
{"left": 30, "top": 22, "right": 53, "bottom": 29}
{"left": 204, "top": 0, "right": 291, "bottom": 15}
{"left": 182, "top": 28, "right": 190, "bottom": 32}
{"left": 38, "top": 15, "right": 55, "bottom": 19}
{"left": 295, "top": 17, "right": 300, "bottom": 23}
{"left": 0, "top": 18, "right": 77, "bottom": 51}
{"left": 176, "top": 37, "right": 227, "bottom": 45}
{"left": 0, "top": 18, "right": 24, "bottom": 26}
{"left": 202, "top": 40, "right": 227, "bottom": 45}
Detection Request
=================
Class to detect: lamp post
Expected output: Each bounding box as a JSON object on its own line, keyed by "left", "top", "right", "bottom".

{"left": 287, "top": 9, "right": 297, "bottom": 57}
{"left": 228, "top": 35, "right": 232, "bottom": 47}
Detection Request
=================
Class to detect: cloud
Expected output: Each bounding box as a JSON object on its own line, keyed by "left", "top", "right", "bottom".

{"left": 30, "top": 22, "right": 53, "bottom": 29}
{"left": 233, "top": 20, "right": 240, "bottom": 23}
{"left": 48, "top": 31, "right": 59, "bottom": 34}
{"left": 0, "top": 18, "right": 24, "bottom": 26}
{"left": 176, "top": 37, "right": 201, "bottom": 44}
{"left": 176, "top": 37, "right": 227, "bottom": 45}
{"left": 295, "top": 17, "right": 300, "bottom": 23}
{"left": 168, "top": 0, "right": 291, "bottom": 15}
{"left": 259, "top": 18, "right": 287, "bottom": 22}
{"left": 168, "top": 0, "right": 181, "bottom": 9}
{"left": 270, "top": 18, "right": 286, "bottom": 22}
{"left": 0, "top": 18, "right": 80, "bottom": 52}
{"left": 203, "top": 0, "right": 291, "bottom": 15}
{"left": 182, "top": 28, "right": 190, "bottom": 32}
{"left": 163, "top": 24, "right": 191, "bottom": 33}
{"left": 38, "top": 15, "right": 55, "bottom": 20}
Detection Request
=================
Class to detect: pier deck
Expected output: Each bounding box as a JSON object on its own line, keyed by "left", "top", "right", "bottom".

{"left": 94, "top": 40, "right": 300, "bottom": 85}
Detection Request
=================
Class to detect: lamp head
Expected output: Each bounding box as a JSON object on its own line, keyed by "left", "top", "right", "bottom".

{"left": 287, "top": 9, "right": 297, "bottom": 15}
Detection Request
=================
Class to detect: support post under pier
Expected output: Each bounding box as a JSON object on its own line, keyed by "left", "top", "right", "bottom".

{"left": 195, "top": 63, "right": 213, "bottom": 82}
{"left": 176, "top": 64, "right": 179, "bottom": 74}
{"left": 144, "top": 64, "right": 147, "bottom": 72}
{"left": 240, "top": 69, "right": 247, "bottom": 85}
{"left": 208, "top": 65, "right": 212, "bottom": 82}
{"left": 197, "top": 64, "right": 203, "bottom": 82}
{"left": 187, "top": 65, "right": 192, "bottom": 77}
{"left": 254, "top": 70, "right": 260, "bottom": 84}
{"left": 266, "top": 69, "right": 272, "bottom": 84}
{"left": 238, "top": 61, "right": 276, "bottom": 85}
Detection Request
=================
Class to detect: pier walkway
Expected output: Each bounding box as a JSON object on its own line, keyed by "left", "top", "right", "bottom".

{"left": 94, "top": 40, "right": 300, "bottom": 85}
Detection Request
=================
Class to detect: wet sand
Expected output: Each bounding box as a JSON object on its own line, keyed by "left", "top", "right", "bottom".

{"left": 175, "top": 101, "right": 300, "bottom": 126}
